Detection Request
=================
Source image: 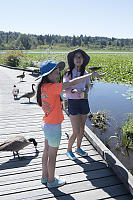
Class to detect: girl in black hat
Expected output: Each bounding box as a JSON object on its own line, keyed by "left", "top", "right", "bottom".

{"left": 63, "top": 49, "right": 105, "bottom": 160}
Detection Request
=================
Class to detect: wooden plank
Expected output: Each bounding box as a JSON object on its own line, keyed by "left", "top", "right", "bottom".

{"left": 43, "top": 185, "right": 131, "bottom": 200}
{"left": 0, "top": 128, "right": 73, "bottom": 138}
{"left": 0, "top": 168, "right": 114, "bottom": 187}
{"left": 0, "top": 170, "right": 116, "bottom": 195}
{"left": 0, "top": 172, "right": 122, "bottom": 199}
{"left": 0, "top": 182, "right": 129, "bottom": 200}
{"left": 0, "top": 157, "right": 106, "bottom": 177}
{"left": 0, "top": 152, "right": 102, "bottom": 172}
{"left": 108, "top": 195, "right": 133, "bottom": 200}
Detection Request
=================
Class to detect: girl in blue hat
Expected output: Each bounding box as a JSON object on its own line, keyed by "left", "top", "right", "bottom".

{"left": 36, "top": 60, "right": 106, "bottom": 188}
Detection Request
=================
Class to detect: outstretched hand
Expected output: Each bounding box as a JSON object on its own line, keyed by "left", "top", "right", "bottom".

{"left": 71, "top": 89, "right": 82, "bottom": 94}
{"left": 92, "top": 72, "right": 106, "bottom": 78}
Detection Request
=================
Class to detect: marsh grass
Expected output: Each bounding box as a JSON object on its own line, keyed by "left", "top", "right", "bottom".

{"left": 87, "top": 53, "right": 133, "bottom": 86}
{"left": 121, "top": 113, "right": 133, "bottom": 149}
{"left": 25, "top": 53, "right": 133, "bottom": 86}
{"left": 0, "top": 52, "right": 133, "bottom": 86}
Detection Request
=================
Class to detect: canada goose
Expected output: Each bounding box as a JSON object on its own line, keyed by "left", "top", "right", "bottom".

{"left": 12, "top": 85, "right": 19, "bottom": 99}
{"left": 0, "top": 136, "right": 37, "bottom": 159}
{"left": 17, "top": 72, "right": 25, "bottom": 81}
{"left": 19, "top": 84, "right": 35, "bottom": 103}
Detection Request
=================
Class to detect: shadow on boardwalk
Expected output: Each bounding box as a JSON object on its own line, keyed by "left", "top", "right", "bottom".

{"left": 48, "top": 188, "right": 75, "bottom": 200}
{"left": 0, "top": 149, "right": 39, "bottom": 170}
{"left": 72, "top": 155, "right": 131, "bottom": 199}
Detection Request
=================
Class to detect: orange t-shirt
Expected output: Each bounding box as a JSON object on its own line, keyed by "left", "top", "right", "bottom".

{"left": 41, "top": 83, "right": 64, "bottom": 124}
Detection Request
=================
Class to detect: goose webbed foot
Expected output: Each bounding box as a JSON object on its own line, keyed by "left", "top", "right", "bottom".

{"left": 16, "top": 152, "right": 25, "bottom": 160}
{"left": 16, "top": 151, "right": 21, "bottom": 159}
{"left": 13, "top": 151, "right": 16, "bottom": 158}
{"left": 13, "top": 151, "right": 22, "bottom": 159}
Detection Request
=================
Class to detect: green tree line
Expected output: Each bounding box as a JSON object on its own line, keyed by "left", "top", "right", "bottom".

{"left": 0, "top": 31, "right": 133, "bottom": 51}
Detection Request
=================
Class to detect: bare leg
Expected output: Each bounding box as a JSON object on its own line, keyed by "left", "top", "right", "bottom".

{"left": 42, "top": 139, "right": 49, "bottom": 178}
{"left": 67, "top": 114, "right": 81, "bottom": 152}
{"left": 48, "top": 146, "right": 58, "bottom": 183}
{"left": 77, "top": 114, "right": 87, "bottom": 149}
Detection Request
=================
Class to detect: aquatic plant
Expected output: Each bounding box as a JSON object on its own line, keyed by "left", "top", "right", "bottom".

{"left": 87, "top": 53, "right": 133, "bottom": 86}
{"left": 111, "top": 113, "right": 133, "bottom": 152}
{"left": 107, "top": 135, "right": 120, "bottom": 150}
{"left": 25, "top": 53, "right": 133, "bottom": 86}
{"left": 19, "top": 55, "right": 35, "bottom": 69}
{"left": 121, "top": 132, "right": 133, "bottom": 150}
{"left": 122, "top": 113, "right": 133, "bottom": 146}
{"left": 88, "top": 111, "right": 109, "bottom": 131}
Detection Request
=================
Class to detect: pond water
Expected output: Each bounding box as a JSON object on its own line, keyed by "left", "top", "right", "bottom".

{"left": 86, "top": 81, "right": 133, "bottom": 171}
{"left": 87, "top": 81, "right": 133, "bottom": 141}
{"left": 24, "top": 51, "right": 133, "bottom": 54}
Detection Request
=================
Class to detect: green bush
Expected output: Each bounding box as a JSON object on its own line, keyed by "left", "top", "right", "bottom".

{"left": 3, "top": 50, "right": 24, "bottom": 67}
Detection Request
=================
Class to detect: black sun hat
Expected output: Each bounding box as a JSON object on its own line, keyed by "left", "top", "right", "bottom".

{"left": 67, "top": 49, "right": 90, "bottom": 68}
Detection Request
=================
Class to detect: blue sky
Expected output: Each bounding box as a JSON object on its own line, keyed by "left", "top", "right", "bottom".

{"left": 0, "top": 0, "right": 133, "bottom": 39}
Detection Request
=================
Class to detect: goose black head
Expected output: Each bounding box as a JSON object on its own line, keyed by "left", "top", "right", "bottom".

{"left": 28, "top": 138, "right": 37, "bottom": 148}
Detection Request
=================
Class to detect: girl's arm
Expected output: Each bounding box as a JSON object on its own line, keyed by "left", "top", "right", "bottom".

{"left": 63, "top": 73, "right": 71, "bottom": 91}
{"left": 62, "top": 72, "right": 106, "bottom": 90}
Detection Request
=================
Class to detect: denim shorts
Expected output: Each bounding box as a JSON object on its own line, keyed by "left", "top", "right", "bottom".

{"left": 42, "top": 123, "right": 61, "bottom": 147}
{"left": 68, "top": 99, "right": 90, "bottom": 115}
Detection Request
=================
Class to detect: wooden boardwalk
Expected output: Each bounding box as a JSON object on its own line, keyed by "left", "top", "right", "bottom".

{"left": 0, "top": 66, "right": 132, "bottom": 200}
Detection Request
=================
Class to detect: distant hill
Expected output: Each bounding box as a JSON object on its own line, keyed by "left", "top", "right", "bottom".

{"left": 0, "top": 31, "right": 133, "bottom": 51}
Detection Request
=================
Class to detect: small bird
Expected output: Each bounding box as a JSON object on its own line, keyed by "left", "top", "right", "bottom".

{"left": 17, "top": 72, "right": 25, "bottom": 81}
{"left": 88, "top": 66, "right": 102, "bottom": 71}
{"left": 65, "top": 132, "right": 69, "bottom": 140}
{"left": 19, "top": 84, "right": 35, "bottom": 103}
{"left": 12, "top": 85, "right": 19, "bottom": 99}
{"left": 0, "top": 136, "right": 37, "bottom": 159}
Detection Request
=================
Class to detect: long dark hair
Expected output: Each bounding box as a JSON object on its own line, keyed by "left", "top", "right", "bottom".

{"left": 36, "top": 76, "right": 51, "bottom": 107}
{"left": 64, "top": 65, "right": 86, "bottom": 79}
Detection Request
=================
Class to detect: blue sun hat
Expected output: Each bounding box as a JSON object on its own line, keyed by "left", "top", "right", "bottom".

{"left": 35, "top": 60, "right": 65, "bottom": 80}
